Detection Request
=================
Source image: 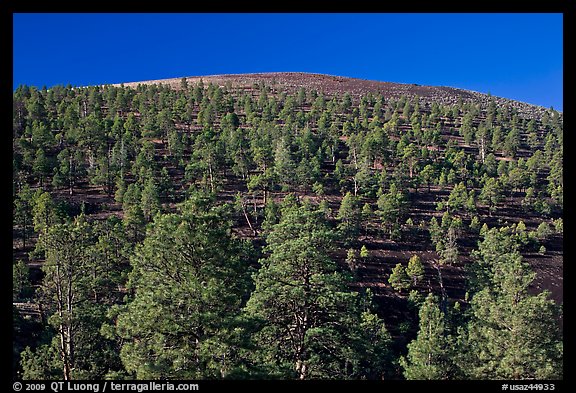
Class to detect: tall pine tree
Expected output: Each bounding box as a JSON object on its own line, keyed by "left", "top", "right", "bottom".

{"left": 109, "top": 193, "right": 253, "bottom": 379}
{"left": 460, "top": 228, "right": 563, "bottom": 379}
{"left": 244, "top": 198, "right": 392, "bottom": 379}
{"left": 400, "top": 293, "right": 453, "bottom": 379}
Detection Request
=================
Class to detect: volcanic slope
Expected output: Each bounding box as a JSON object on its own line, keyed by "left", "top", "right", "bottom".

{"left": 114, "top": 72, "right": 551, "bottom": 119}
{"left": 14, "top": 72, "right": 563, "bottom": 334}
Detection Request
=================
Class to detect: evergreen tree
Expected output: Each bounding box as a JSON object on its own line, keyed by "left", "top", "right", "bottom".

{"left": 480, "top": 177, "right": 502, "bottom": 216}
{"left": 388, "top": 263, "right": 410, "bottom": 293}
{"left": 400, "top": 294, "right": 453, "bottom": 379}
{"left": 377, "top": 183, "right": 407, "bottom": 238}
{"left": 11, "top": 75, "right": 564, "bottom": 382}
{"left": 31, "top": 121, "right": 53, "bottom": 149}
{"left": 460, "top": 229, "right": 563, "bottom": 379}
{"left": 406, "top": 255, "right": 425, "bottom": 286}
{"left": 446, "top": 182, "right": 468, "bottom": 213}
{"left": 346, "top": 248, "right": 358, "bottom": 272}
{"left": 437, "top": 227, "right": 459, "bottom": 265}
{"left": 191, "top": 127, "right": 226, "bottom": 192}
{"left": 32, "top": 191, "right": 61, "bottom": 234}
{"left": 56, "top": 148, "right": 84, "bottom": 196}
{"left": 245, "top": 200, "right": 391, "bottom": 379}
{"left": 114, "top": 176, "right": 126, "bottom": 204}
{"left": 141, "top": 176, "right": 160, "bottom": 222}
{"left": 24, "top": 215, "right": 131, "bottom": 380}
{"left": 273, "top": 138, "right": 296, "bottom": 190}
{"left": 337, "top": 192, "right": 361, "bottom": 245}
{"left": 420, "top": 164, "right": 436, "bottom": 193}
{"left": 13, "top": 260, "right": 31, "bottom": 301}
{"left": 110, "top": 193, "right": 253, "bottom": 379}
{"left": 13, "top": 185, "right": 34, "bottom": 250}
{"left": 20, "top": 345, "right": 60, "bottom": 380}
{"left": 360, "top": 244, "right": 369, "bottom": 259}
{"left": 32, "top": 148, "right": 50, "bottom": 189}
{"left": 34, "top": 219, "right": 93, "bottom": 379}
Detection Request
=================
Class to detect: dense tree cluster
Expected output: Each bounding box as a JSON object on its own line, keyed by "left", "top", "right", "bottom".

{"left": 13, "top": 78, "right": 562, "bottom": 380}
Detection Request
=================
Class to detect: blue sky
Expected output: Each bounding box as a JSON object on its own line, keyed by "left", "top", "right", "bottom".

{"left": 13, "top": 13, "right": 563, "bottom": 110}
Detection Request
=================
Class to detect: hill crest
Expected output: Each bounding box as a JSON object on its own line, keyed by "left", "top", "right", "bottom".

{"left": 111, "top": 72, "right": 553, "bottom": 119}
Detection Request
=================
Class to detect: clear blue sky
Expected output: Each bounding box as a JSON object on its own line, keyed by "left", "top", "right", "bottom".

{"left": 13, "top": 13, "right": 563, "bottom": 110}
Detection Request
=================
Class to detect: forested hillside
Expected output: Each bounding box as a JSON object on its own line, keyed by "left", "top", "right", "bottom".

{"left": 12, "top": 73, "right": 563, "bottom": 380}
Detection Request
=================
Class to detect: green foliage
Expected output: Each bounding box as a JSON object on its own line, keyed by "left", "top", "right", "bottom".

{"left": 141, "top": 176, "right": 160, "bottom": 221}
{"left": 36, "top": 218, "right": 128, "bottom": 379}
{"left": 407, "top": 290, "right": 424, "bottom": 310}
{"left": 437, "top": 227, "right": 459, "bottom": 265}
{"left": 346, "top": 248, "right": 358, "bottom": 272}
{"left": 503, "top": 127, "right": 521, "bottom": 158}
{"left": 31, "top": 121, "right": 54, "bottom": 149}
{"left": 377, "top": 183, "right": 408, "bottom": 238}
{"left": 337, "top": 192, "right": 361, "bottom": 245}
{"left": 469, "top": 216, "right": 481, "bottom": 233}
{"left": 312, "top": 181, "right": 325, "bottom": 196}
{"left": 388, "top": 263, "right": 410, "bottom": 292}
{"left": 461, "top": 229, "right": 563, "bottom": 379}
{"left": 538, "top": 245, "right": 546, "bottom": 255}
{"left": 32, "top": 148, "right": 51, "bottom": 187}
{"left": 12, "top": 79, "right": 563, "bottom": 381}
{"left": 13, "top": 185, "right": 35, "bottom": 249}
{"left": 13, "top": 260, "right": 31, "bottom": 301}
{"left": 446, "top": 182, "right": 468, "bottom": 213}
{"left": 111, "top": 193, "right": 253, "bottom": 379}
{"left": 406, "top": 255, "right": 425, "bottom": 286}
{"left": 114, "top": 176, "right": 126, "bottom": 204}
{"left": 536, "top": 221, "right": 552, "bottom": 240}
{"left": 553, "top": 218, "right": 563, "bottom": 234}
{"left": 479, "top": 177, "right": 502, "bottom": 215}
{"left": 420, "top": 164, "right": 436, "bottom": 192}
{"left": 32, "top": 191, "right": 61, "bottom": 234}
{"left": 273, "top": 138, "right": 296, "bottom": 190}
{"left": 121, "top": 183, "right": 145, "bottom": 242}
{"left": 20, "top": 344, "right": 61, "bottom": 380}
{"left": 428, "top": 217, "right": 442, "bottom": 245}
{"left": 400, "top": 294, "right": 453, "bottom": 379}
{"left": 360, "top": 244, "right": 369, "bottom": 259}
{"left": 245, "top": 202, "right": 391, "bottom": 379}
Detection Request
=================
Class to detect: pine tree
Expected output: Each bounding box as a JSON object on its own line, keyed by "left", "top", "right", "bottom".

{"left": 32, "top": 148, "right": 50, "bottom": 189}
{"left": 122, "top": 183, "right": 145, "bottom": 242}
{"left": 25, "top": 216, "right": 130, "bottom": 380}
{"left": 141, "top": 176, "right": 160, "bottom": 222}
{"left": 13, "top": 260, "right": 30, "bottom": 301}
{"left": 360, "top": 244, "right": 369, "bottom": 259}
{"left": 377, "top": 183, "right": 407, "bottom": 238}
{"left": 346, "top": 248, "right": 358, "bottom": 272}
{"left": 32, "top": 191, "right": 60, "bottom": 234}
{"left": 273, "top": 138, "right": 296, "bottom": 190}
{"left": 337, "top": 192, "right": 361, "bottom": 245}
{"left": 446, "top": 182, "right": 468, "bottom": 213}
{"left": 110, "top": 193, "right": 253, "bottom": 379}
{"left": 437, "top": 227, "right": 459, "bottom": 265}
{"left": 480, "top": 177, "right": 502, "bottom": 216}
{"left": 35, "top": 219, "right": 95, "bottom": 379}
{"left": 245, "top": 200, "right": 391, "bottom": 379}
{"left": 114, "top": 176, "right": 126, "bottom": 204}
{"left": 461, "top": 229, "right": 563, "bottom": 379}
{"left": 406, "top": 255, "right": 425, "bottom": 286}
{"left": 420, "top": 164, "right": 436, "bottom": 193}
{"left": 388, "top": 263, "right": 410, "bottom": 293}
{"left": 13, "top": 185, "right": 34, "bottom": 250}
{"left": 400, "top": 294, "right": 453, "bottom": 379}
